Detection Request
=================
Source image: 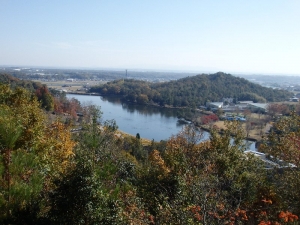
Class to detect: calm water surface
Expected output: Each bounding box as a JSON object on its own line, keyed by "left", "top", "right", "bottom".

{"left": 67, "top": 94, "right": 255, "bottom": 150}
{"left": 67, "top": 94, "right": 197, "bottom": 141}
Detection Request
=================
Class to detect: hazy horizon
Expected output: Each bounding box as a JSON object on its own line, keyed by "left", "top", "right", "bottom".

{"left": 2, "top": 65, "right": 300, "bottom": 77}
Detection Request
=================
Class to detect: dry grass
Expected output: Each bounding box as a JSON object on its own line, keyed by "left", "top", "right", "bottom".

{"left": 212, "top": 113, "right": 271, "bottom": 141}
{"left": 115, "top": 130, "right": 152, "bottom": 146}
{"left": 212, "top": 121, "right": 267, "bottom": 140}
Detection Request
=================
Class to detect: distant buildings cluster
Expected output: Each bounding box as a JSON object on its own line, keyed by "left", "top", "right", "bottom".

{"left": 205, "top": 100, "right": 269, "bottom": 113}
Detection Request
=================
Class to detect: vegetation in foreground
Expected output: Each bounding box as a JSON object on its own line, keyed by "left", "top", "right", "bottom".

{"left": 0, "top": 81, "right": 300, "bottom": 224}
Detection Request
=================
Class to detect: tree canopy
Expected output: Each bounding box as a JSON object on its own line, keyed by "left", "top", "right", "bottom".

{"left": 90, "top": 72, "right": 292, "bottom": 107}
{"left": 0, "top": 73, "right": 54, "bottom": 111}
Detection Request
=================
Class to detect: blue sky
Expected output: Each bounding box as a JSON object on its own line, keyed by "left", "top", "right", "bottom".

{"left": 0, "top": 1, "right": 299, "bottom": 75}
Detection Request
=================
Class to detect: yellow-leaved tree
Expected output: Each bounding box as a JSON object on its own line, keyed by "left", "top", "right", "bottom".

{"left": 40, "top": 121, "right": 76, "bottom": 184}
{"left": 0, "top": 84, "right": 75, "bottom": 223}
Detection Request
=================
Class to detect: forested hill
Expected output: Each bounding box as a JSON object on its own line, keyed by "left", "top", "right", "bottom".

{"left": 0, "top": 73, "right": 43, "bottom": 91}
{"left": 89, "top": 72, "right": 292, "bottom": 107}
{"left": 0, "top": 73, "right": 55, "bottom": 111}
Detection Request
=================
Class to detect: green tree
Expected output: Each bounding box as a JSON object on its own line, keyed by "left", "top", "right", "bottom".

{"left": 136, "top": 94, "right": 149, "bottom": 104}
{"left": 47, "top": 157, "right": 104, "bottom": 225}
{"left": 0, "top": 85, "right": 46, "bottom": 223}
{"left": 0, "top": 107, "right": 24, "bottom": 218}
{"left": 0, "top": 85, "right": 76, "bottom": 223}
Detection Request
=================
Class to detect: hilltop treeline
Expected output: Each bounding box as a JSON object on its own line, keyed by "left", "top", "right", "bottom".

{"left": 0, "top": 73, "right": 45, "bottom": 91}
{"left": 90, "top": 72, "right": 292, "bottom": 107}
{"left": 0, "top": 73, "right": 81, "bottom": 112}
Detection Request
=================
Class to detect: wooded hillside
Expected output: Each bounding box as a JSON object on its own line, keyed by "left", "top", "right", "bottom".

{"left": 0, "top": 73, "right": 56, "bottom": 111}
{"left": 90, "top": 72, "right": 292, "bottom": 107}
{"left": 0, "top": 73, "right": 44, "bottom": 92}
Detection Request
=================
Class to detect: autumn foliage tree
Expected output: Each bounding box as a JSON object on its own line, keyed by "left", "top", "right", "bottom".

{"left": 0, "top": 85, "right": 46, "bottom": 222}
{"left": 158, "top": 122, "right": 267, "bottom": 224}
{"left": 201, "top": 113, "right": 219, "bottom": 125}
{"left": 260, "top": 112, "right": 300, "bottom": 218}
{"left": 35, "top": 85, "right": 54, "bottom": 111}
{"left": 0, "top": 84, "right": 76, "bottom": 223}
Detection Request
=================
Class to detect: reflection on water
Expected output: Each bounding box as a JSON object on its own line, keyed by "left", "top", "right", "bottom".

{"left": 68, "top": 94, "right": 187, "bottom": 141}
{"left": 67, "top": 94, "right": 256, "bottom": 150}
{"left": 119, "top": 100, "right": 179, "bottom": 118}
{"left": 100, "top": 96, "right": 121, "bottom": 105}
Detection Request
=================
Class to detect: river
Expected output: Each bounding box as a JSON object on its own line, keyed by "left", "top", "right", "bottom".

{"left": 67, "top": 94, "right": 256, "bottom": 150}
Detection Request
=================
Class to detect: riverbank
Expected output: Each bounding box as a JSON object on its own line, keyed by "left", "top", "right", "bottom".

{"left": 69, "top": 91, "right": 101, "bottom": 96}
{"left": 68, "top": 92, "right": 196, "bottom": 110}
{"left": 115, "top": 129, "right": 152, "bottom": 146}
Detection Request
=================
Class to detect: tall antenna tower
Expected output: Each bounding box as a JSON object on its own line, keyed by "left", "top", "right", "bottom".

{"left": 126, "top": 69, "right": 128, "bottom": 78}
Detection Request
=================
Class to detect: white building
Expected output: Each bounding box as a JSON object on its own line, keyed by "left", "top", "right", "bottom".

{"left": 248, "top": 103, "right": 269, "bottom": 113}
{"left": 206, "top": 102, "right": 223, "bottom": 109}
